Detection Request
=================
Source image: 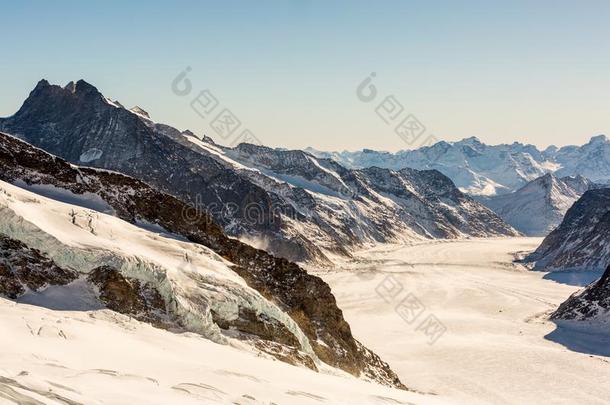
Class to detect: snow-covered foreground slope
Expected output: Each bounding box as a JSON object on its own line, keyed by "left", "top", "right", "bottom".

{"left": 0, "top": 133, "right": 407, "bottom": 386}
{"left": 0, "top": 299, "right": 446, "bottom": 405}
{"left": 0, "top": 180, "right": 412, "bottom": 391}
{"left": 0, "top": 181, "right": 316, "bottom": 358}
{"left": 318, "top": 238, "right": 610, "bottom": 404}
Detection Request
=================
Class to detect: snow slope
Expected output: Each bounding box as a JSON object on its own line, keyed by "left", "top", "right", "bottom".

{"left": 318, "top": 238, "right": 610, "bottom": 404}
{"left": 477, "top": 174, "right": 592, "bottom": 236}
{"left": 0, "top": 180, "right": 320, "bottom": 367}
{"left": 0, "top": 299, "right": 446, "bottom": 405}
{"left": 0, "top": 132, "right": 407, "bottom": 387}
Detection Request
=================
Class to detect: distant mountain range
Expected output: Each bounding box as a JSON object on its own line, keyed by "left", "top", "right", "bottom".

{"left": 307, "top": 135, "right": 610, "bottom": 196}
{"left": 0, "top": 79, "right": 518, "bottom": 265}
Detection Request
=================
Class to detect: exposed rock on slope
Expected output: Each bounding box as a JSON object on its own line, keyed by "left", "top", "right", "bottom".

{"left": 0, "top": 132, "right": 404, "bottom": 388}
{"left": 524, "top": 188, "right": 610, "bottom": 271}
{"left": 478, "top": 174, "right": 593, "bottom": 236}
{"left": 0, "top": 80, "right": 518, "bottom": 264}
{"left": 552, "top": 264, "right": 610, "bottom": 322}
{"left": 0, "top": 235, "right": 78, "bottom": 298}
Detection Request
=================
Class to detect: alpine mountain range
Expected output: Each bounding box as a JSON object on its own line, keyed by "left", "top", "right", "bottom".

{"left": 1, "top": 79, "right": 610, "bottom": 400}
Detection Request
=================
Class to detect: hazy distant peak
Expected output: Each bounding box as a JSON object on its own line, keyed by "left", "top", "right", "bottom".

{"left": 130, "top": 106, "right": 150, "bottom": 119}
{"left": 588, "top": 134, "right": 608, "bottom": 144}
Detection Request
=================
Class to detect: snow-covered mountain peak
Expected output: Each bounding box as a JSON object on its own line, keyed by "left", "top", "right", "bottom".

{"left": 478, "top": 173, "right": 594, "bottom": 235}
{"left": 129, "top": 105, "right": 151, "bottom": 119}
{"left": 458, "top": 136, "right": 484, "bottom": 148}
{"left": 307, "top": 135, "right": 610, "bottom": 196}
{"left": 588, "top": 134, "right": 608, "bottom": 145}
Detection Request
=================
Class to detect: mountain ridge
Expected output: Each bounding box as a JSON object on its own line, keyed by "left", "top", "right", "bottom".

{"left": 0, "top": 79, "right": 519, "bottom": 265}
{"left": 524, "top": 188, "right": 610, "bottom": 271}
{"left": 477, "top": 173, "right": 594, "bottom": 235}
{"left": 307, "top": 134, "right": 610, "bottom": 196}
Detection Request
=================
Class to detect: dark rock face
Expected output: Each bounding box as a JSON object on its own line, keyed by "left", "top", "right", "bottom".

{"left": 87, "top": 266, "right": 167, "bottom": 324}
{"left": 0, "top": 79, "right": 517, "bottom": 264}
{"left": 524, "top": 188, "right": 610, "bottom": 271}
{"left": 0, "top": 132, "right": 405, "bottom": 389}
{"left": 0, "top": 79, "right": 280, "bottom": 234}
{"left": 0, "top": 234, "right": 78, "bottom": 298}
{"left": 0, "top": 233, "right": 169, "bottom": 324}
{"left": 211, "top": 306, "right": 319, "bottom": 371}
{"left": 552, "top": 264, "right": 610, "bottom": 321}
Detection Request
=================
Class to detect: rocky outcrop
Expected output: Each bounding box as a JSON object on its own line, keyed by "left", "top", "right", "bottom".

{"left": 308, "top": 135, "right": 610, "bottom": 196}
{"left": 87, "top": 266, "right": 167, "bottom": 324}
{"left": 0, "top": 132, "right": 405, "bottom": 389}
{"left": 524, "top": 188, "right": 610, "bottom": 271}
{"left": 552, "top": 264, "right": 610, "bottom": 321}
{"left": 0, "top": 234, "right": 78, "bottom": 298}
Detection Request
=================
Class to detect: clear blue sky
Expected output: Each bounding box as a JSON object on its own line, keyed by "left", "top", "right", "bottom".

{"left": 2, "top": 0, "right": 610, "bottom": 151}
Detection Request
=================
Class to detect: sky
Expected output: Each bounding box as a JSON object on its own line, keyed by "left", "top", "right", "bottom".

{"left": 2, "top": 0, "right": 610, "bottom": 151}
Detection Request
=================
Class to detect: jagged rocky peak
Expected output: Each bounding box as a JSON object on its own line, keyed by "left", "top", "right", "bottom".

{"left": 461, "top": 136, "right": 483, "bottom": 147}
{"left": 561, "top": 174, "right": 593, "bottom": 194}
{"left": 181, "top": 129, "right": 215, "bottom": 145}
{"left": 64, "top": 81, "right": 76, "bottom": 92}
{"left": 130, "top": 105, "right": 150, "bottom": 119}
{"left": 32, "top": 78, "right": 51, "bottom": 91}
{"left": 589, "top": 134, "right": 608, "bottom": 144}
{"left": 16, "top": 78, "right": 107, "bottom": 120}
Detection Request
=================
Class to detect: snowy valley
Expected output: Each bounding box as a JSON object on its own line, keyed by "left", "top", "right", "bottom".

{"left": 0, "top": 79, "right": 609, "bottom": 404}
